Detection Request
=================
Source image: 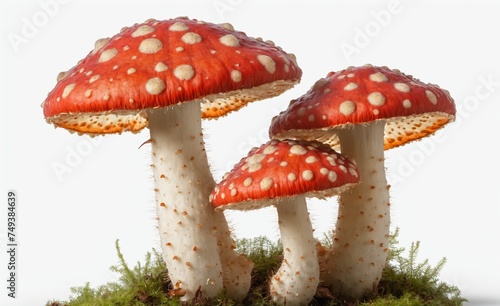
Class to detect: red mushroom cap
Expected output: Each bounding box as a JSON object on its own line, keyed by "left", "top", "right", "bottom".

{"left": 43, "top": 17, "right": 301, "bottom": 135}
{"left": 210, "top": 139, "right": 359, "bottom": 211}
{"left": 269, "top": 64, "right": 456, "bottom": 150}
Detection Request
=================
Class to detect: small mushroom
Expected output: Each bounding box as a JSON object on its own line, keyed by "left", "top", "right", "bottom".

{"left": 210, "top": 139, "right": 359, "bottom": 305}
{"left": 269, "top": 64, "right": 456, "bottom": 298}
{"left": 42, "top": 17, "right": 302, "bottom": 301}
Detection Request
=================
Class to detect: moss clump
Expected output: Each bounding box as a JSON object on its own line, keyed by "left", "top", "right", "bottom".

{"left": 47, "top": 240, "right": 174, "bottom": 306}
{"left": 374, "top": 228, "right": 465, "bottom": 305}
{"left": 46, "top": 229, "right": 467, "bottom": 306}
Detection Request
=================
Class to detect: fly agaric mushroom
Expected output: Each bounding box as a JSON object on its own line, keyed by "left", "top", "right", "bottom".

{"left": 269, "top": 64, "right": 456, "bottom": 298}
{"left": 42, "top": 17, "right": 302, "bottom": 301}
{"left": 210, "top": 139, "right": 360, "bottom": 305}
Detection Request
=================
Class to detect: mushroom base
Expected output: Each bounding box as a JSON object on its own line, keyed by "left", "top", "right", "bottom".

{"left": 214, "top": 212, "right": 254, "bottom": 301}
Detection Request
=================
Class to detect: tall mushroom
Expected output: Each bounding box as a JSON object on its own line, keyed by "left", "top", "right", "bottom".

{"left": 269, "top": 65, "right": 456, "bottom": 298}
{"left": 42, "top": 17, "right": 302, "bottom": 301}
{"left": 210, "top": 139, "right": 360, "bottom": 305}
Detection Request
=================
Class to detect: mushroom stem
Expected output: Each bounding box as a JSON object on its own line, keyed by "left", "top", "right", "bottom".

{"left": 324, "top": 120, "right": 390, "bottom": 298}
{"left": 270, "top": 196, "right": 319, "bottom": 305}
{"left": 147, "top": 102, "right": 251, "bottom": 302}
{"left": 147, "top": 101, "right": 223, "bottom": 300}
{"left": 147, "top": 101, "right": 253, "bottom": 301}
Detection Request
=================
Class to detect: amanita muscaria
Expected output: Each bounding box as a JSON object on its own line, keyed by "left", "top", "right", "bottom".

{"left": 42, "top": 17, "right": 301, "bottom": 301}
{"left": 269, "top": 64, "right": 456, "bottom": 298}
{"left": 210, "top": 139, "right": 359, "bottom": 305}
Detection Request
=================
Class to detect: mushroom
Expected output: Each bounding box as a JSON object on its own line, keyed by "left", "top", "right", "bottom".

{"left": 210, "top": 139, "right": 360, "bottom": 305}
{"left": 269, "top": 65, "right": 456, "bottom": 298}
{"left": 42, "top": 17, "right": 302, "bottom": 301}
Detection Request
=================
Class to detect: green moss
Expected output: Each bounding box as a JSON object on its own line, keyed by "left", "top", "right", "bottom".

{"left": 374, "top": 228, "right": 466, "bottom": 306}
{"left": 46, "top": 229, "right": 467, "bottom": 306}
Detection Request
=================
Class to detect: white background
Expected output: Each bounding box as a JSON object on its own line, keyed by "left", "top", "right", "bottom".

{"left": 1, "top": 0, "right": 499, "bottom": 305}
